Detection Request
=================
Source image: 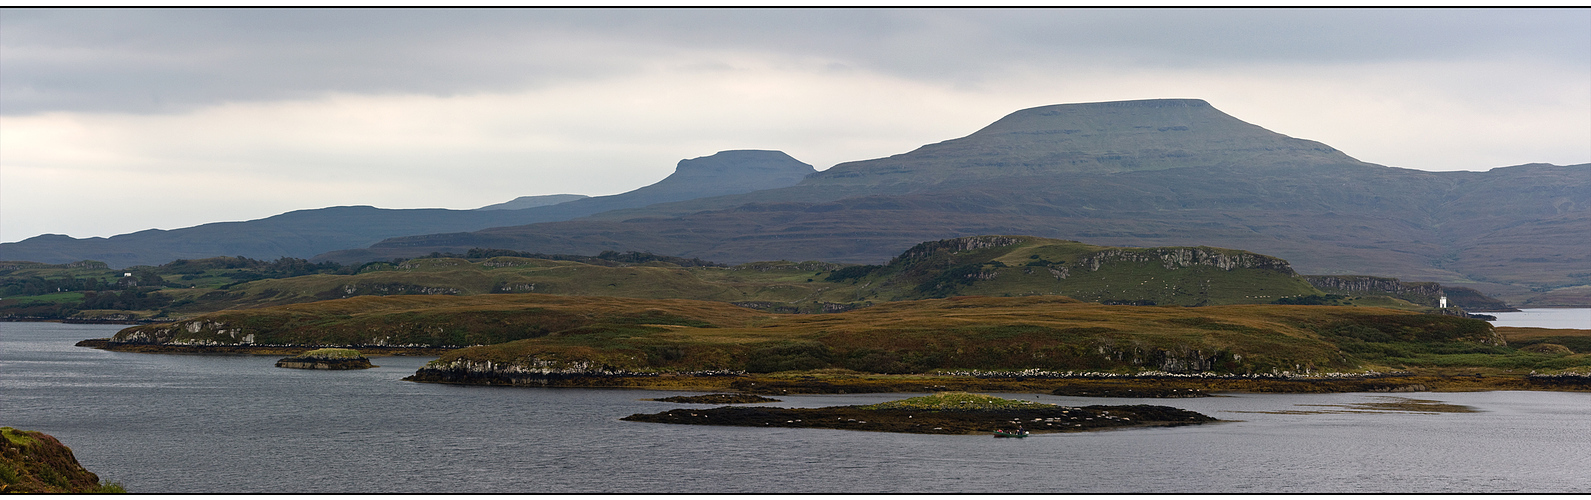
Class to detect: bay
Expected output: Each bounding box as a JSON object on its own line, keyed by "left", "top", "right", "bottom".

{"left": 3, "top": 321, "right": 1588, "bottom": 493}
{"left": 1487, "top": 308, "right": 1591, "bottom": 329}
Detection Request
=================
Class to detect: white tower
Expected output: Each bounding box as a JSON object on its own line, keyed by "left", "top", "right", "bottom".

{"left": 1439, "top": 296, "right": 1448, "bottom": 308}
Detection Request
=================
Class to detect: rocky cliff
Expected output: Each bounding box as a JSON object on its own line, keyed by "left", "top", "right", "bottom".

{"left": 1305, "top": 275, "right": 1516, "bottom": 311}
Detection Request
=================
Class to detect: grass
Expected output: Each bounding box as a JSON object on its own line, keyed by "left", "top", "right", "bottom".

{"left": 856, "top": 392, "right": 1051, "bottom": 411}
{"left": 115, "top": 289, "right": 1589, "bottom": 377}
{"left": 822, "top": 236, "right": 1324, "bottom": 307}
{"left": 297, "top": 348, "right": 362, "bottom": 359}
{"left": 2, "top": 427, "right": 38, "bottom": 447}
{"left": 10, "top": 236, "right": 1480, "bottom": 324}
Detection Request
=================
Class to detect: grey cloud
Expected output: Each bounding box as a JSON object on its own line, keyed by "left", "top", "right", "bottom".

{"left": 3, "top": 8, "right": 1587, "bottom": 115}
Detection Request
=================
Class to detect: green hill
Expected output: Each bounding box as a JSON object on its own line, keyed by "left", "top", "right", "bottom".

{"left": 820, "top": 235, "right": 1317, "bottom": 306}
{"left": 10, "top": 236, "right": 1357, "bottom": 321}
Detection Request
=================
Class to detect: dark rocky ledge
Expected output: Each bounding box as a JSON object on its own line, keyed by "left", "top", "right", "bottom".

{"left": 650, "top": 393, "right": 782, "bottom": 404}
{"left": 622, "top": 403, "right": 1216, "bottom": 435}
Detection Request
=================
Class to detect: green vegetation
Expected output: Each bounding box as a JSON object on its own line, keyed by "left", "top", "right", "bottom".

{"left": 298, "top": 348, "right": 362, "bottom": 359}
{"left": 111, "top": 283, "right": 1586, "bottom": 378}
{"left": 133, "top": 292, "right": 1574, "bottom": 378}
{"left": 797, "top": 236, "right": 1323, "bottom": 307}
{"left": 1, "top": 427, "right": 123, "bottom": 493}
{"left": 15, "top": 235, "right": 1442, "bottom": 323}
{"left": 857, "top": 392, "right": 1049, "bottom": 411}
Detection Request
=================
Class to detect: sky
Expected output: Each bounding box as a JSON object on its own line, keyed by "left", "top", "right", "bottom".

{"left": 3, "top": 8, "right": 1589, "bottom": 243}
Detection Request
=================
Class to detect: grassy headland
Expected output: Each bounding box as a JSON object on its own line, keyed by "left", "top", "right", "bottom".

{"left": 1, "top": 427, "right": 123, "bottom": 493}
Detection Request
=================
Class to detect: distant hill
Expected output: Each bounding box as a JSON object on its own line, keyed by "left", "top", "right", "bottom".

{"left": 326, "top": 100, "right": 1588, "bottom": 305}
{"left": 475, "top": 194, "right": 587, "bottom": 210}
{"left": 5, "top": 236, "right": 1375, "bottom": 321}
{"left": 0, "top": 150, "right": 815, "bottom": 268}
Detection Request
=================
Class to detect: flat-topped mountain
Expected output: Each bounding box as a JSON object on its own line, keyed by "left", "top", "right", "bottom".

{"left": 810, "top": 99, "right": 1364, "bottom": 188}
{"left": 330, "top": 100, "right": 1587, "bottom": 305}
{"left": 0, "top": 150, "right": 814, "bottom": 268}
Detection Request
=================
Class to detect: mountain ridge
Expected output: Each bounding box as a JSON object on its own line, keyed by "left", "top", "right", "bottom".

{"left": 319, "top": 101, "right": 1587, "bottom": 304}
{"left": 0, "top": 150, "right": 815, "bottom": 268}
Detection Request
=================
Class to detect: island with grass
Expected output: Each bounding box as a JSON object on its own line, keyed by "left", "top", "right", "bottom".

{"left": 622, "top": 392, "right": 1217, "bottom": 435}
{"left": 275, "top": 348, "right": 374, "bottom": 370}
{"left": 74, "top": 235, "right": 1589, "bottom": 394}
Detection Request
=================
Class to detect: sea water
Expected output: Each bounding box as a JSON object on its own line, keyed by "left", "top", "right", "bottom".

{"left": 3, "top": 321, "right": 1588, "bottom": 493}
{"left": 1488, "top": 308, "right": 1591, "bottom": 329}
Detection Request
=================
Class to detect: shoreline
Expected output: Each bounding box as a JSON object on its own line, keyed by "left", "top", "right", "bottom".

{"left": 74, "top": 339, "right": 1590, "bottom": 395}
{"left": 74, "top": 339, "right": 451, "bottom": 357}
{"left": 404, "top": 370, "right": 1591, "bottom": 395}
{"left": 622, "top": 402, "right": 1218, "bottom": 435}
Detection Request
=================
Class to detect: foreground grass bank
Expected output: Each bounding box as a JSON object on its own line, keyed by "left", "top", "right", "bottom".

{"left": 0, "top": 427, "right": 123, "bottom": 493}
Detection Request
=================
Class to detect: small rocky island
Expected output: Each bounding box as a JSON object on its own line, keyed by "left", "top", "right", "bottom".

{"left": 275, "top": 348, "right": 374, "bottom": 370}
{"left": 623, "top": 392, "right": 1217, "bottom": 435}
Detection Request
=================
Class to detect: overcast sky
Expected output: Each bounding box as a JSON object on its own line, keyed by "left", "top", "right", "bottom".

{"left": 3, "top": 8, "right": 1588, "bottom": 243}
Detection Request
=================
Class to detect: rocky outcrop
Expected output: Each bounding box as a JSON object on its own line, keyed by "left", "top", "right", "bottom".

{"left": 1079, "top": 247, "right": 1294, "bottom": 273}
{"left": 1306, "top": 275, "right": 1441, "bottom": 303}
{"left": 275, "top": 348, "right": 374, "bottom": 370}
{"left": 1304, "top": 275, "right": 1516, "bottom": 311}
{"left": 892, "top": 236, "right": 1027, "bottom": 264}
{"left": 650, "top": 394, "right": 781, "bottom": 404}
{"left": 405, "top": 357, "right": 741, "bottom": 386}
{"left": 114, "top": 319, "right": 256, "bottom": 345}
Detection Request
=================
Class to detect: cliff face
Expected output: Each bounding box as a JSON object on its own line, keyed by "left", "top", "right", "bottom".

{"left": 1304, "top": 275, "right": 1515, "bottom": 311}
{"left": 0, "top": 427, "right": 119, "bottom": 493}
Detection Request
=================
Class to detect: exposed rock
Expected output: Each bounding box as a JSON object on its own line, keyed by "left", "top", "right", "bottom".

{"left": 650, "top": 393, "right": 781, "bottom": 404}
{"left": 622, "top": 402, "right": 1217, "bottom": 435}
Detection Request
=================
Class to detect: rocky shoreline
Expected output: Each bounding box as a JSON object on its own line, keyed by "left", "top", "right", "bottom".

{"left": 623, "top": 401, "right": 1217, "bottom": 435}
{"left": 649, "top": 393, "right": 782, "bottom": 404}
{"left": 403, "top": 361, "right": 1591, "bottom": 394}
{"left": 74, "top": 338, "right": 450, "bottom": 356}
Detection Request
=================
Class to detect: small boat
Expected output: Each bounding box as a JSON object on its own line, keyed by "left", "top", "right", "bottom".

{"left": 993, "top": 428, "right": 1029, "bottom": 438}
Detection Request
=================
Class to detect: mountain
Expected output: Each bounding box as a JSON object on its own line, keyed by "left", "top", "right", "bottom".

{"left": 321, "top": 99, "right": 1589, "bottom": 305}
{"left": 475, "top": 194, "right": 588, "bottom": 210}
{"left": 0, "top": 150, "right": 815, "bottom": 268}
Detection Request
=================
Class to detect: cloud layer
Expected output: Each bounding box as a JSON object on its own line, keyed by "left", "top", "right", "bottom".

{"left": 3, "top": 8, "right": 1588, "bottom": 242}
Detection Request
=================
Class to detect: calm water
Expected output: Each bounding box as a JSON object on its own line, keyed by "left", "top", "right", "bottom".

{"left": 3, "top": 322, "right": 1589, "bottom": 493}
{"left": 1487, "top": 308, "right": 1591, "bottom": 329}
